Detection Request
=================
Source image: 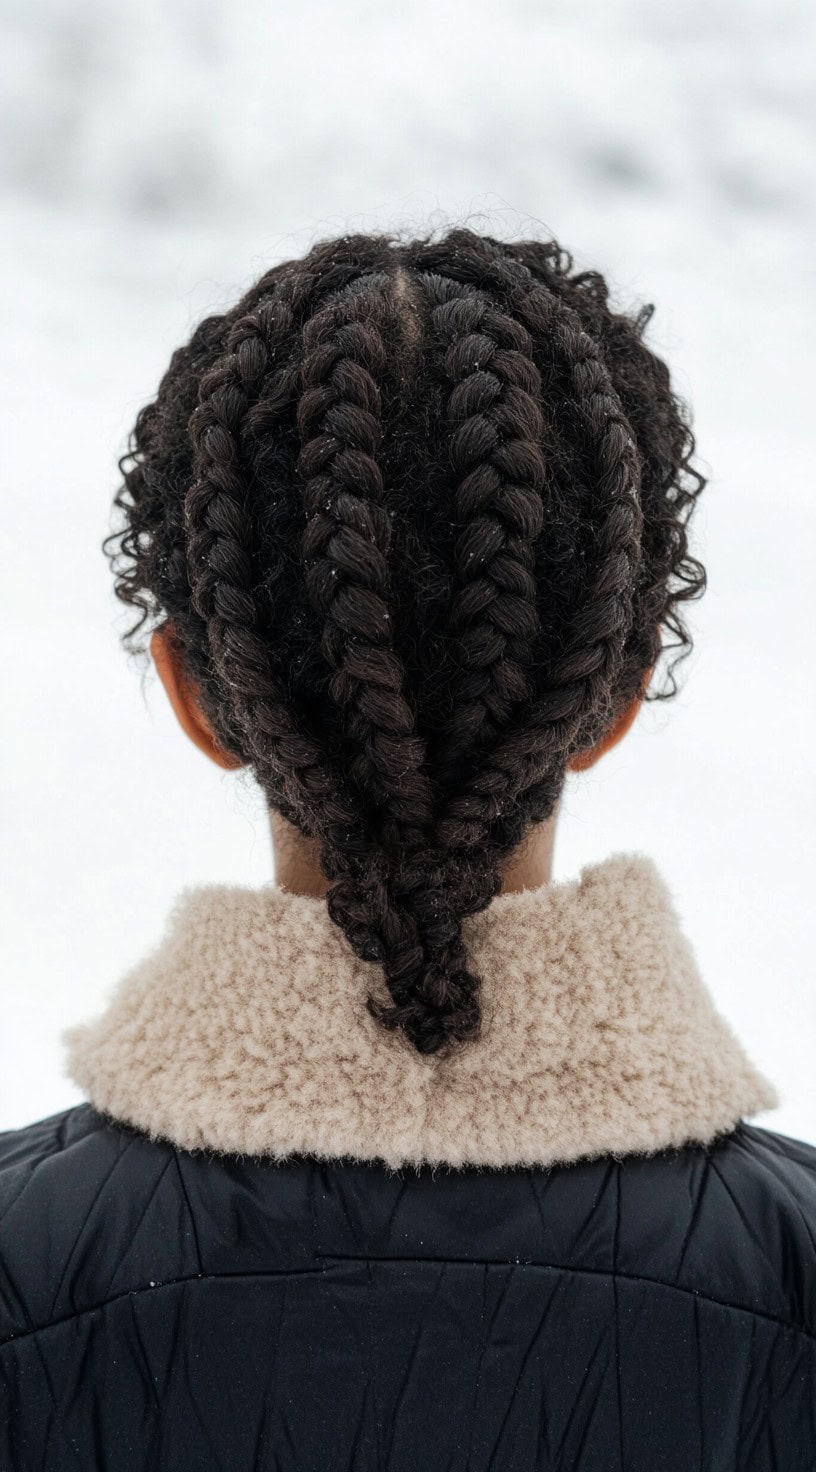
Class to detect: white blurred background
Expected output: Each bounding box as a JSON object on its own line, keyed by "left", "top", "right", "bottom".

{"left": 1, "top": 0, "right": 814, "bottom": 1136}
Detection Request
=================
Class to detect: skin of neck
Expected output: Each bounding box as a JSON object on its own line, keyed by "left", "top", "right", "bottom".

{"left": 150, "top": 626, "right": 651, "bottom": 899}
{"left": 269, "top": 805, "right": 560, "bottom": 897}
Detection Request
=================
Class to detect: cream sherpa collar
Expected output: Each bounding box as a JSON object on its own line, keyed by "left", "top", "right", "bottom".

{"left": 62, "top": 853, "right": 777, "bottom": 1170}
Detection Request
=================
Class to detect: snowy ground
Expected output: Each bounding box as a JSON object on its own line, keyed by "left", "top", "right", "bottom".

{"left": 2, "top": 0, "right": 814, "bottom": 1138}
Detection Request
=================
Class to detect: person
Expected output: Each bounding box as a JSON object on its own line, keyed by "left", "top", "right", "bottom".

{"left": 1, "top": 229, "right": 813, "bottom": 1470}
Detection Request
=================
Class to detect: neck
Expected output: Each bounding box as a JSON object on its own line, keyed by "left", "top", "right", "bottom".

{"left": 269, "top": 811, "right": 558, "bottom": 897}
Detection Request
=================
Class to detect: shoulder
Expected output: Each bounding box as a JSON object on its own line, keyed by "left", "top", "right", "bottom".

{"left": 0, "top": 1104, "right": 200, "bottom": 1346}
{"left": 711, "top": 1120, "right": 816, "bottom": 1207}
{"left": 1, "top": 1105, "right": 815, "bottom": 1351}
{"left": 612, "top": 1122, "right": 816, "bottom": 1342}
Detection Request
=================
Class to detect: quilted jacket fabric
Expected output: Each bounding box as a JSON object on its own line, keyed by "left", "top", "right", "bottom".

{"left": 1, "top": 1101, "right": 815, "bottom": 1471}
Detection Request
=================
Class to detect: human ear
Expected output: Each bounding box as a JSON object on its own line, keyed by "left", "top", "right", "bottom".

{"left": 150, "top": 626, "right": 243, "bottom": 771}
{"left": 567, "top": 664, "right": 655, "bottom": 774}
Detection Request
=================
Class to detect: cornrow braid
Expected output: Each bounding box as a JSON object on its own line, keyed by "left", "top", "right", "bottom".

{"left": 296, "top": 277, "right": 434, "bottom": 836}
{"left": 436, "top": 267, "right": 644, "bottom": 855}
{"left": 420, "top": 273, "right": 547, "bottom": 777}
{"left": 107, "top": 228, "right": 707, "bottom": 1058}
{"left": 185, "top": 295, "right": 367, "bottom": 854}
{"left": 339, "top": 267, "right": 557, "bottom": 1052}
{"left": 295, "top": 274, "right": 488, "bottom": 1055}
{"left": 182, "top": 239, "right": 400, "bottom": 844}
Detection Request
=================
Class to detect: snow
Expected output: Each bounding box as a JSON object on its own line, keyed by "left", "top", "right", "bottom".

{"left": 1, "top": 0, "right": 814, "bottom": 1139}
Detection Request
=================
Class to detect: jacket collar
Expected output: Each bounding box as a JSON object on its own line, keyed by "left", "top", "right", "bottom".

{"left": 62, "top": 853, "right": 777, "bottom": 1170}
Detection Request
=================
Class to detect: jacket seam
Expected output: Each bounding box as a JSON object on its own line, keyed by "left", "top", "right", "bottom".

{"left": 172, "top": 1149, "right": 205, "bottom": 1277}
{"left": 0, "top": 1257, "right": 814, "bottom": 1352}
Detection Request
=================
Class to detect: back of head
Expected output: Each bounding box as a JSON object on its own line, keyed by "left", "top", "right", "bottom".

{"left": 108, "top": 228, "right": 706, "bottom": 1056}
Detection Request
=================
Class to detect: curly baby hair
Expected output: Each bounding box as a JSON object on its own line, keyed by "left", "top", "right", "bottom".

{"left": 106, "top": 228, "right": 707, "bottom": 1056}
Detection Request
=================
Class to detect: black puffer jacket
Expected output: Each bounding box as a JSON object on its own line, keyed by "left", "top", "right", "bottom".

{"left": 1, "top": 1106, "right": 815, "bottom": 1470}
{"left": 1, "top": 855, "right": 814, "bottom": 1469}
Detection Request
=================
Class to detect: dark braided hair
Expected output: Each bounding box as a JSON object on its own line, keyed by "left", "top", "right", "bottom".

{"left": 106, "top": 228, "right": 707, "bottom": 1056}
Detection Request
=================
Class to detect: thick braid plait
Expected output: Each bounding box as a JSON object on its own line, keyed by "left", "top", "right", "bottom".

{"left": 436, "top": 273, "right": 644, "bottom": 854}
{"left": 296, "top": 282, "right": 434, "bottom": 835}
{"left": 185, "top": 299, "right": 366, "bottom": 851}
{"left": 295, "top": 275, "right": 485, "bottom": 1054}
{"left": 420, "top": 273, "right": 548, "bottom": 775}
